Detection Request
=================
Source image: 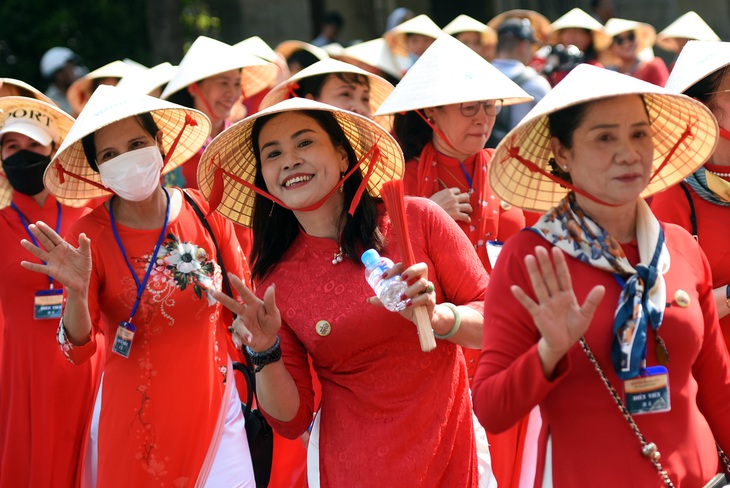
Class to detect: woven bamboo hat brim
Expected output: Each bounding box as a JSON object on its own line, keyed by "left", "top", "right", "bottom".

{"left": 322, "top": 43, "right": 346, "bottom": 58}
{"left": 197, "top": 97, "right": 404, "bottom": 228}
{"left": 550, "top": 8, "right": 612, "bottom": 51}
{"left": 45, "top": 85, "right": 211, "bottom": 201}
{"left": 489, "top": 64, "right": 718, "bottom": 212}
{"left": 341, "top": 38, "right": 403, "bottom": 80}
{"left": 234, "top": 36, "right": 279, "bottom": 63}
{"left": 602, "top": 18, "right": 657, "bottom": 53}
{"left": 384, "top": 14, "right": 444, "bottom": 57}
{"left": 0, "top": 96, "right": 83, "bottom": 209}
{"left": 161, "top": 36, "right": 276, "bottom": 100}
{"left": 116, "top": 62, "right": 178, "bottom": 96}
{"left": 67, "top": 60, "right": 145, "bottom": 115}
{"left": 487, "top": 9, "right": 552, "bottom": 43}
{"left": 0, "top": 78, "right": 56, "bottom": 105}
{"left": 665, "top": 41, "right": 730, "bottom": 94}
{"left": 657, "top": 11, "right": 720, "bottom": 53}
{"left": 443, "top": 15, "right": 497, "bottom": 47}
{"left": 275, "top": 40, "right": 330, "bottom": 63}
{"left": 259, "top": 58, "right": 395, "bottom": 129}
{"left": 231, "top": 36, "right": 281, "bottom": 92}
{"left": 375, "top": 34, "right": 533, "bottom": 116}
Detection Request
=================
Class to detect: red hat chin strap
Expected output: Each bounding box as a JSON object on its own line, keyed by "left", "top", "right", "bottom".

{"left": 190, "top": 83, "right": 216, "bottom": 120}
{"left": 286, "top": 82, "right": 300, "bottom": 100}
{"left": 162, "top": 114, "right": 198, "bottom": 170}
{"left": 206, "top": 138, "right": 382, "bottom": 219}
{"left": 415, "top": 109, "right": 460, "bottom": 153}
{"left": 53, "top": 161, "right": 107, "bottom": 192}
{"left": 719, "top": 126, "right": 730, "bottom": 141}
{"left": 502, "top": 118, "right": 697, "bottom": 209}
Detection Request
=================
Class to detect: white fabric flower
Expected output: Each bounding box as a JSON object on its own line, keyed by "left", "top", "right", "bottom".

{"left": 165, "top": 242, "right": 202, "bottom": 274}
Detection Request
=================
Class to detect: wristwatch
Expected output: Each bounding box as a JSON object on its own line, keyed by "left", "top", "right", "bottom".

{"left": 726, "top": 284, "right": 730, "bottom": 310}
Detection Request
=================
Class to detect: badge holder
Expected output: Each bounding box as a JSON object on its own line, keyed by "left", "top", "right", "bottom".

{"left": 34, "top": 288, "right": 64, "bottom": 320}
{"left": 624, "top": 365, "right": 671, "bottom": 415}
{"left": 112, "top": 321, "right": 136, "bottom": 358}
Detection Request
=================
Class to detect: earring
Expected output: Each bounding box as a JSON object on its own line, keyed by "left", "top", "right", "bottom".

{"left": 427, "top": 116, "right": 435, "bottom": 123}
{"left": 562, "top": 165, "right": 569, "bottom": 171}
{"left": 268, "top": 202, "right": 275, "bottom": 217}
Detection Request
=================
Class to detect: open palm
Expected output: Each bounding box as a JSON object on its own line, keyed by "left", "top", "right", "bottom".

{"left": 20, "top": 221, "right": 92, "bottom": 295}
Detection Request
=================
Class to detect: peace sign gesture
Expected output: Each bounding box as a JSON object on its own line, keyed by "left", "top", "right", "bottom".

{"left": 210, "top": 274, "right": 281, "bottom": 353}
{"left": 511, "top": 245, "right": 605, "bottom": 378}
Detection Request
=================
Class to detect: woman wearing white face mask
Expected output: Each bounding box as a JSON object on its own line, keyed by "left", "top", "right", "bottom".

{"left": 20, "top": 85, "right": 256, "bottom": 488}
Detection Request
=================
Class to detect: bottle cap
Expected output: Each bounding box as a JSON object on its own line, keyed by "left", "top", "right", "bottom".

{"left": 360, "top": 248, "right": 380, "bottom": 267}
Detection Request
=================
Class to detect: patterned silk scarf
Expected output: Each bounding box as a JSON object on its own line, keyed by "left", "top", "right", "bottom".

{"left": 531, "top": 193, "right": 670, "bottom": 379}
{"left": 685, "top": 167, "right": 730, "bottom": 207}
{"left": 415, "top": 143, "right": 499, "bottom": 262}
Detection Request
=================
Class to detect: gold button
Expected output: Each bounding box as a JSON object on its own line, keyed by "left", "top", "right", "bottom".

{"left": 500, "top": 200, "right": 511, "bottom": 211}
{"left": 315, "top": 320, "right": 331, "bottom": 336}
{"left": 674, "top": 290, "right": 690, "bottom": 308}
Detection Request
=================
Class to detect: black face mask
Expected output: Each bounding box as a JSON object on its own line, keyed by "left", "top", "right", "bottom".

{"left": 1, "top": 150, "right": 52, "bottom": 196}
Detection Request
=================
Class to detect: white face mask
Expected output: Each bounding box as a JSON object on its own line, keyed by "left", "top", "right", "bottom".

{"left": 98, "top": 146, "right": 164, "bottom": 202}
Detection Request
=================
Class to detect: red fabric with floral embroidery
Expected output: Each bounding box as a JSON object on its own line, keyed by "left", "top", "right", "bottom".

{"left": 62, "top": 188, "right": 246, "bottom": 488}
{"left": 0, "top": 193, "right": 102, "bottom": 487}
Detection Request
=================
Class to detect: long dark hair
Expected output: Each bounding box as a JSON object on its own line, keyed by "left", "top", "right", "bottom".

{"left": 684, "top": 66, "right": 730, "bottom": 110}
{"left": 393, "top": 109, "right": 433, "bottom": 161}
{"left": 249, "top": 109, "right": 384, "bottom": 282}
{"left": 81, "top": 113, "right": 160, "bottom": 171}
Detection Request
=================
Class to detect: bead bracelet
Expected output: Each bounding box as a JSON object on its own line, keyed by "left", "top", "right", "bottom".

{"left": 434, "top": 302, "right": 461, "bottom": 339}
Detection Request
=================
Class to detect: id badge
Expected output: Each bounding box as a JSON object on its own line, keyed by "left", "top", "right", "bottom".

{"left": 624, "top": 365, "right": 671, "bottom": 415}
{"left": 486, "top": 240, "right": 504, "bottom": 269}
{"left": 34, "top": 288, "right": 64, "bottom": 320}
{"left": 112, "top": 321, "right": 136, "bottom": 358}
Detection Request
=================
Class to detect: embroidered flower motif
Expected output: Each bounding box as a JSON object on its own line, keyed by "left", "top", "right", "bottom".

{"left": 166, "top": 242, "right": 202, "bottom": 274}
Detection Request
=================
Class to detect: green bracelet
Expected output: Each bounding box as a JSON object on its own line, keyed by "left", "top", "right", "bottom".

{"left": 434, "top": 302, "right": 461, "bottom": 339}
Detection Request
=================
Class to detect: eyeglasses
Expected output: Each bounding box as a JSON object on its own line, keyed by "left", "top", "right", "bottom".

{"left": 705, "top": 89, "right": 730, "bottom": 96}
{"left": 613, "top": 32, "right": 636, "bottom": 45}
{"left": 460, "top": 99, "right": 503, "bottom": 117}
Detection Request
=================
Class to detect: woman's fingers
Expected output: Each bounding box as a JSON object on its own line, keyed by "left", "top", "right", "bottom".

{"left": 511, "top": 285, "right": 540, "bottom": 316}
{"left": 524, "top": 254, "right": 550, "bottom": 304}
{"left": 28, "top": 221, "right": 62, "bottom": 250}
{"left": 552, "top": 247, "right": 573, "bottom": 295}
{"left": 20, "top": 238, "right": 49, "bottom": 262}
{"left": 534, "top": 246, "right": 561, "bottom": 297}
{"left": 210, "top": 288, "right": 245, "bottom": 315}
{"left": 580, "top": 285, "right": 606, "bottom": 320}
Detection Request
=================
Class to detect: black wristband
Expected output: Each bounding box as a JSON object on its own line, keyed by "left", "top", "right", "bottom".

{"left": 246, "top": 336, "right": 282, "bottom": 373}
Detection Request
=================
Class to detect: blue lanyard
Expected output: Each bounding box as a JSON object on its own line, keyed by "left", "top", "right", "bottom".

{"left": 458, "top": 160, "right": 474, "bottom": 190}
{"left": 109, "top": 188, "right": 170, "bottom": 322}
{"left": 12, "top": 200, "right": 61, "bottom": 289}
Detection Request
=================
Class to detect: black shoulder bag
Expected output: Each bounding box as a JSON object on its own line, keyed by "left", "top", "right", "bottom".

{"left": 183, "top": 190, "right": 274, "bottom": 487}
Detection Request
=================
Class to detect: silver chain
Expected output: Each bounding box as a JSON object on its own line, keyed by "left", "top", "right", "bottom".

{"left": 579, "top": 338, "right": 675, "bottom": 487}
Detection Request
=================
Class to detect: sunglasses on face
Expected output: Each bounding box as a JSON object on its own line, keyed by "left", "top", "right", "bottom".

{"left": 613, "top": 31, "right": 636, "bottom": 45}
{"left": 460, "top": 99, "right": 504, "bottom": 117}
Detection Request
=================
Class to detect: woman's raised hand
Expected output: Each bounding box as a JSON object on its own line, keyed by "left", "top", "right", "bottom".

{"left": 20, "top": 221, "right": 92, "bottom": 295}
{"left": 372, "top": 261, "right": 436, "bottom": 325}
{"left": 511, "top": 246, "right": 605, "bottom": 378}
{"left": 211, "top": 274, "right": 281, "bottom": 352}
{"left": 430, "top": 187, "right": 472, "bottom": 223}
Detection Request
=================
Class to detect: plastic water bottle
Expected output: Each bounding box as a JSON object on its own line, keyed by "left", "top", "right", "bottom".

{"left": 361, "top": 249, "right": 408, "bottom": 312}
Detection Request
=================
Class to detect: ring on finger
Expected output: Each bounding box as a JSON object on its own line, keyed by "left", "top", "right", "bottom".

{"left": 425, "top": 281, "right": 435, "bottom": 294}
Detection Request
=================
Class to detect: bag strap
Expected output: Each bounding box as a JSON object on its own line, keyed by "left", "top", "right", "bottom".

{"left": 182, "top": 189, "right": 259, "bottom": 419}
{"left": 678, "top": 182, "right": 698, "bottom": 240}
{"left": 579, "top": 337, "right": 675, "bottom": 487}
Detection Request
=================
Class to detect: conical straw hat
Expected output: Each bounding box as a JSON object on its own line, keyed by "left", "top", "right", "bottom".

{"left": 45, "top": 84, "right": 211, "bottom": 201}
{"left": 116, "top": 62, "right": 178, "bottom": 96}
{"left": 664, "top": 40, "right": 730, "bottom": 94}
{"left": 259, "top": 58, "right": 395, "bottom": 129}
{"left": 274, "top": 40, "right": 330, "bottom": 62}
{"left": 197, "top": 97, "right": 404, "bottom": 227}
{"left": 443, "top": 14, "right": 497, "bottom": 47}
{"left": 233, "top": 36, "right": 279, "bottom": 63}
{"left": 550, "top": 8, "right": 612, "bottom": 51}
{"left": 384, "top": 14, "right": 444, "bottom": 57}
{"left": 375, "top": 34, "right": 533, "bottom": 116}
{"left": 489, "top": 64, "right": 718, "bottom": 212}
{"left": 0, "top": 78, "right": 56, "bottom": 105}
{"left": 341, "top": 38, "right": 403, "bottom": 80}
{"left": 657, "top": 11, "right": 720, "bottom": 53}
{"left": 161, "top": 36, "right": 275, "bottom": 100}
{"left": 67, "top": 60, "right": 146, "bottom": 115}
{"left": 0, "top": 96, "right": 83, "bottom": 208}
{"left": 602, "top": 18, "right": 657, "bottom": 53}
{"left": 487, "top": 9, "right": 552, "bottom": 43}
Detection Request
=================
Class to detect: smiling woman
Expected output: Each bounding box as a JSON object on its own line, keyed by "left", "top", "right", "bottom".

{"left": 473, "top": 64, "right": 730, "bottom": 486}
{"left": 198, "top": 97, "right": 490, "bottom": 487}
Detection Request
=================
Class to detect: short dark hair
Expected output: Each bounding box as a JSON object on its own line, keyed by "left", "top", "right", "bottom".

{"left": 249, "top": 109, "right": 384, "bottom": 282}
{"left": 321, "top": 10, "right": 344, "bottom": 28}
{"left": 684, "top": 65, "right": 730, "bottom": 108}
{"left": 294, "top": 72, "right": 370, "bottom": 99}
{"left": 393, "top": 110, "right": 433, "bottom": 161}
{"left": 81, "top": 113, "right": 160, "bottom": 172}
